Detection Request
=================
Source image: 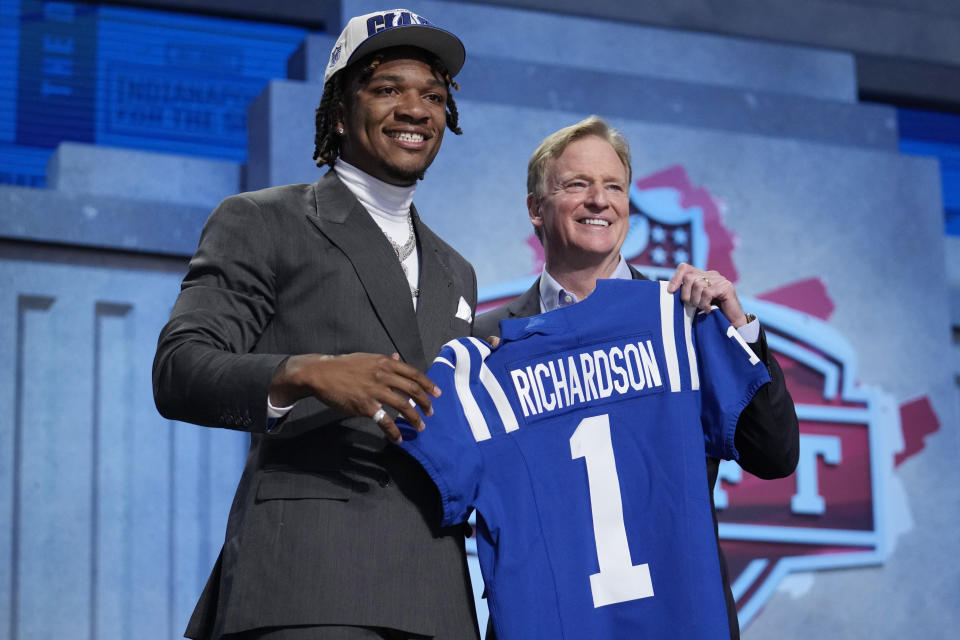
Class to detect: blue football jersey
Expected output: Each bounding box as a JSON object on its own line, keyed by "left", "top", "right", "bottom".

{"left": 398, "top": 279, "right": 770, "bottom": 640}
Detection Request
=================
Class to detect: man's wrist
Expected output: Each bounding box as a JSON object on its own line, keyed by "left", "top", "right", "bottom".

{"left": 268, "top": 354, "right": 310, "bottom": 407}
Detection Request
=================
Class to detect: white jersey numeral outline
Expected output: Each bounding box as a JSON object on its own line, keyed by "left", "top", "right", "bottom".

{"left": 570, "top": 414, "right": 655, "bottom": 607}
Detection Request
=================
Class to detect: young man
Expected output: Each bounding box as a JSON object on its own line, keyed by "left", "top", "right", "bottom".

{"left": 474, "top": 116, "right": 799, "bottom": 638}
{"left": 154, "top": 10, "right": 479, "bottom": 640}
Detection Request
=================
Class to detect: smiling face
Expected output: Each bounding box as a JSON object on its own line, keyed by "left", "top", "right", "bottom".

{"left": 337, "top": 47, "right": 449, "bottom": 186}
{"left": 529, "top": 135, "right": 631, "bottom": 273}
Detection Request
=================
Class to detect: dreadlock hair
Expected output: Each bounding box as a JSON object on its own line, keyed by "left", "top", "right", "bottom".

{"left": 312, "top": 50, "right": 463, "bottom": 169}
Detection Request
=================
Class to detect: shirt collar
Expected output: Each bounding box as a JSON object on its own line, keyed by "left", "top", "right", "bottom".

{"left": 538, "top": 256, "right": 632, "bottom": 313}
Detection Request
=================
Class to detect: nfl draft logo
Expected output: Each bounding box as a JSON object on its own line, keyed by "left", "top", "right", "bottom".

{"left": 475, "top": 165, "right": 937, "bottom": 627}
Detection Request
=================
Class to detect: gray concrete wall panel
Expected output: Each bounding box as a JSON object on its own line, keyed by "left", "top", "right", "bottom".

{"left": 0, "top": 244, "right": 247, "bottom": 638}
{"left": 457, "top": 58, "right": 897, "bottom": 150}
{"left": 47, "top": 142, "right": 242, "bottom": 210}
{"left": 286, "top": 33, "right": 336, "bottom": 83}
{"left": 246, "top": 80, "right": 324, "bottom": 191}
{"left": 0, "top": 185, "right": 208, "bottom": 256}
{"left": 344, "top": 0, "right": 859, "bottom": 102}
{"left": 464, "top": 0, "right": 960, "bottom": 67}
{"left": 461, "top": 0, "right": 960, "bottom": 107}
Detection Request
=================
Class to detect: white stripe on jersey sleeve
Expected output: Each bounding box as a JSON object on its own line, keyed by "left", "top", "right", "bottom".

{"left": 449, "top": 340, "right": 492, "bottom": 442}
{"left": 726, "top": 324, "right": 761, "bottom": 365}
{"left": 684, "top": 303, "right": 700, "bottom": 391}
{"left": 659, "top": 281, "right": 682, "bottom": 392}
{"left": 467, "top": 337, "right": 520, "bottom": 433}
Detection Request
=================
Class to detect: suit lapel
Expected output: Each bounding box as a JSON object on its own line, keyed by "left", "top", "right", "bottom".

{"left": 628, "top": 264, "right": 649, "bottom": 281}
{"left": 307, "top": 173, "right": 426, "bottom": 369}
{"left": 508, "top": 279, "right": 543, "bottom": 318}
{"left": 413, "top": 208, "right": 456, "bottom": 364}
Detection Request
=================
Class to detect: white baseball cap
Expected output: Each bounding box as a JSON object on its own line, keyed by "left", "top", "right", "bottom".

{"left": 324, "top": 8, "right": 465, "bottom": 85}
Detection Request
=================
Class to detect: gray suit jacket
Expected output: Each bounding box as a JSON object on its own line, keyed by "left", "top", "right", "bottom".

{"left": 473, "top": 267, "right": 798, "bottom": 640}
{"left": 154, "top": 171, "right": 480, "bottom": 639}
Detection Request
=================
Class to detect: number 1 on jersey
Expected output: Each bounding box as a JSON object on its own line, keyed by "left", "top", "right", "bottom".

{"left": 570, "top": 414, "right": 655, "bottom": 608}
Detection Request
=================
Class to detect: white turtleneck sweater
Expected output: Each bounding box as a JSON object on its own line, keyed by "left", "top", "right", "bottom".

{"left": 334, "top": 158, "right": 420, "bottom": 305}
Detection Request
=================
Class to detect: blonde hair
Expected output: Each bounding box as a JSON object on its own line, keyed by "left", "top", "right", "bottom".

{"left": 527, "top": 115, "right": 632, "bottom": 199}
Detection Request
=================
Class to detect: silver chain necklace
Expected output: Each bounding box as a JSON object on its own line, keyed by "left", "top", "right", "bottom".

{"left": 387, "top": 215, "right": 419, "bottom": 299}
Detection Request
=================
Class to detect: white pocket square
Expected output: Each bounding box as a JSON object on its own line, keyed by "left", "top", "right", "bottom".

{"left": 456, "top": 296, "right": 473, "bottom": 323}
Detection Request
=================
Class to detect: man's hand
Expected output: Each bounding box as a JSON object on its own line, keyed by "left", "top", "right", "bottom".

{"left": 268, "top": 352, "right": 441, "bottom": 443}
{"left": 667, "top": 262, "right": 748, "bottom": 329}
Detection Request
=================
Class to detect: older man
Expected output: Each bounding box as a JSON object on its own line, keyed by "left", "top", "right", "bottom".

{"left": 474, "top": 116, "right": 798, "bottom": 639}
{"left": 154, "top": 9, "right": 480, "bottom": 640}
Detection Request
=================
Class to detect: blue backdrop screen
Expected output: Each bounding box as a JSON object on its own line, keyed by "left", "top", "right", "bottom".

{"left": 0, "top": 0, "right": 310, "bottom": 186}
{"left": 898, "top": 107, "right": 960, "bottom": 234}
